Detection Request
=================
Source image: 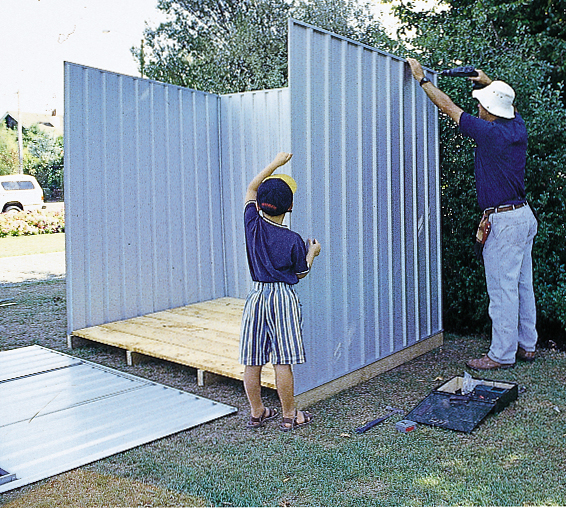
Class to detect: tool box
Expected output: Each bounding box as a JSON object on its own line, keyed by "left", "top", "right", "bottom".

{"left": 405, "top": 375, "right": 519, "bottom": 433}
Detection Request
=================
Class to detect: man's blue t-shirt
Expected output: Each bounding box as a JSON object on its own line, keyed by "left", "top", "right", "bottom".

{"left": 459, "top": 111, "right": 528, "bottom": 210}
{"left": 244, "top": 202, "right": 309, "bottom": 284}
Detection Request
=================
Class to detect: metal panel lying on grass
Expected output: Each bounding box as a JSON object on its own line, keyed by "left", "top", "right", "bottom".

{"left": 0, "top": 346, "right": 237, "bottom": 493}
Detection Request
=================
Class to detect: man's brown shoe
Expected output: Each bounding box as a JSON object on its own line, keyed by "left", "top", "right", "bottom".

{"left": 516, "top": 347, "right": 536, "bottom": 362}
{"left": 466, "top": 355, "right": 514, "bottom": 370}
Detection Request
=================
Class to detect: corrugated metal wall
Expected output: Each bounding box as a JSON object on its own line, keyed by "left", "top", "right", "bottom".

{"left": 288, "top": 20, "right": 442, "bottom": 393}
{"left": 65, "top": 19, "right": 442, "bottom": 397}
{"left": 219, "top": 89, "right": 291, "bottom": 299}
{"left": 64, "top": 64, "right": 225, "bottom": 333}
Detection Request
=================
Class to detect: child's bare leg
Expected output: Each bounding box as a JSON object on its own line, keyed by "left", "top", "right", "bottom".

{"left": 273, "top": 364, "right": 295, "bottom": 419}
{"left": 274, "top": 364, "right": 313, "bottom": 428}
{"left": 243, "top": 365, "right": 264, "bottom": 417}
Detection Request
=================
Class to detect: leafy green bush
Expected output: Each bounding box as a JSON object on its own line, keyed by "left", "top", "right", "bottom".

{"left": 394, "top": 0, "right": 566, "bottom": 343}
{"left": 24, "top": 125, "right": 64, "bottom": 201}
{"left": 0, "top": 210, "right": 65, "bottom": 237}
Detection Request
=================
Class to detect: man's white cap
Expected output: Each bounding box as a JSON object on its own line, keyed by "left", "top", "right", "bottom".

{"left": 472, "top": 80, "right": 516, "bottom": 119}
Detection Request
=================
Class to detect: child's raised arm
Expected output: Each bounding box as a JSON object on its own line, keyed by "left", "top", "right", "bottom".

{"left": 245, "top": 152, "right": 293, "bottom": 204}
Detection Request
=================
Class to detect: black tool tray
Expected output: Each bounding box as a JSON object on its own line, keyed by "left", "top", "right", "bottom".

{"left": 405, "top": 375, "right": 518, "bottom": 433}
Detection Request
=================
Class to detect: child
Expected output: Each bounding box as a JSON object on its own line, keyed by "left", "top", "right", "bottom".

{"left": 240, "top": 152, "right": 321, "bottom": 431}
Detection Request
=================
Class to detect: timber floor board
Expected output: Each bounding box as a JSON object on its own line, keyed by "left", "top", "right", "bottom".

{"left": 72, "top": 297, "right": 276, "bottom": 389}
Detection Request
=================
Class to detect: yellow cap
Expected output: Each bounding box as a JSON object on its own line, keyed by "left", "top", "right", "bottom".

{"left": 263, "top": 174, "right": 297, "bottom": 194}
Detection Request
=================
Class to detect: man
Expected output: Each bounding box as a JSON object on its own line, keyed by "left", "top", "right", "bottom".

{"left": 407, "top": 58, "right": 538, "bottom": 370}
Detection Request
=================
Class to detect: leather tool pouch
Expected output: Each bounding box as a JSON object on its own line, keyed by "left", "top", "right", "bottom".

{"left": 473, "top": 213, "right": 491, "bottom": 260}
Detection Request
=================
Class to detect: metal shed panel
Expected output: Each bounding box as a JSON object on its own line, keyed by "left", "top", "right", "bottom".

{"left": 219, "top": 89, "right": 291, "bottom": 299}
{"left": 288, "top": 20, "right": 442, "bottom": 393}
{"left": 64, "top": 20, "right": 441, "bottom": 402}
{"left": 0, "top": 346, "right": 236, "bottom": 493}
{"left": 64, "top": 64, "right": 226, "bottom": 333}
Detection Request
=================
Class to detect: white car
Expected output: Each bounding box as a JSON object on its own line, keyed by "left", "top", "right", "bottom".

{"left": 0, "top": 175, "right": 46, "bottom": 213}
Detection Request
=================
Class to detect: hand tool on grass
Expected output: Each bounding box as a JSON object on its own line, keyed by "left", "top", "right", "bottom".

{"left": 355, "top": 406, "right": 404, "bottom": 433}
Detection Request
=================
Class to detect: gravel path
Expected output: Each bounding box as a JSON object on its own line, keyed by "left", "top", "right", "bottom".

{"left": 0, "top": 252, "right": 66, "bottom": 284}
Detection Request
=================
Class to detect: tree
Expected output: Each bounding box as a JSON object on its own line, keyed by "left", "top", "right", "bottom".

{"left": 392, "top": 0, "right": 566, "bottom": 342}
{"left": 1, "top": 124, "right": 64, "bottom": 198}
{"left": 23, "top": 126, "right": 64, "bottom": 200}
{"left": 426, "top": 0, "right": 566, "bottom": 102}
{"left": 134, "top": 0, "right": 397, "bottom": 94}
{"left": 0, "top": 125, "right": 20, "bottom": 175}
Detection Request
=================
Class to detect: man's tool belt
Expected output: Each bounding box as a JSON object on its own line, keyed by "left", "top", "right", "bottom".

{"left": 473, "top": 202, "right": 527, "bottom": 260}
{"left": 473, "top": 212, "right": 492, "bottom": 260}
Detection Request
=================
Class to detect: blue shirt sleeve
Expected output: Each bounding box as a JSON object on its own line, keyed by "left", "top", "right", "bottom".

{"left": 244, "top": 201, "right": 258, "bottom": 225}
{"left": 292, "top": 238, "right": 309, "bottom": 276}
{"left": 459, "top": 112, "right": 495, "bottom": 144}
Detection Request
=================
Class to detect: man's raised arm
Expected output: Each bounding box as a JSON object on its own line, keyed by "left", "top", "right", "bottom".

{"left": 407, "top": 58, "right": 464, "bottom": 125}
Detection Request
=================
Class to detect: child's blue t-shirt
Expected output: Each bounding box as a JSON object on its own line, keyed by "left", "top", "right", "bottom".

{"left": 244, "top": 202, "right": 309, "bottom": 284}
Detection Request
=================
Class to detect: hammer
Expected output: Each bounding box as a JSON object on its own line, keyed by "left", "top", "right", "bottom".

{"left": 355, "top": 406, "right": 404, "bottom": 434}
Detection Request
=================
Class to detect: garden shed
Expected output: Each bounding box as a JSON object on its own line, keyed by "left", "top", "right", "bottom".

{"left": 64, "top": 19, "right": 442, "bottom": 406}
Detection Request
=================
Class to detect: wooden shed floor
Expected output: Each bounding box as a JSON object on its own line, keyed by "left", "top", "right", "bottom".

{"left": 71, "top": 297, "right": 276, "bottom": 389}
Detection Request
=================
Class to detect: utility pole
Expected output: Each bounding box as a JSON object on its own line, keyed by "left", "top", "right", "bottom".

{"left": 17, "top": 91, "right": 24, "bottom": 174}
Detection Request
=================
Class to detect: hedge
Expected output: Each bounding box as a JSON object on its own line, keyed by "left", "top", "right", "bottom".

{"left": 0, "top": 210, "right": 65, "bottom": 238}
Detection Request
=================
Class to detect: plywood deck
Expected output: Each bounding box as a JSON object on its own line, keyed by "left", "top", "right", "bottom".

{"left": 70, "top": 297, "right": 277, "bottom": 389}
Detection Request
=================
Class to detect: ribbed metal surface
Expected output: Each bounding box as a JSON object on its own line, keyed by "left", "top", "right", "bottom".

{"left": 64, "top": 20, "right": 442, "bottom": 398}
{"left": 64, "top": 63, "right": 225, "bottom": 334}
{"left": 0, "top": 346, "right": 236, "bottom": 493}
{"left": 219, "top": 88, "right": 291, "bottom": 298}
{"left": 288, "top": 20, "right": 442, "bottom": 393}
{"left": 0, "top": 346, "right": 80, "bottom": 383}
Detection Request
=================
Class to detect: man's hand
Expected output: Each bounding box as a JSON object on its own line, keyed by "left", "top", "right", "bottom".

{"left": 273, "top": 152, "right": 293, "bottom": 168}
{"left": 407, "top": 58, "right": 425, "bottom": 82}
{"left": 469, "top": 70, "right": 492, "bottom": 88}
{"left": 406, "top": 57, "right": 463, "bottom": 124}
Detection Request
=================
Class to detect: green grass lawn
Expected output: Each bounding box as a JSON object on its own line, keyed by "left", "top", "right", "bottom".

{"left": 83, "top": 338, "right": 565, "bottom": 507}
{"left": 0, "top": 233, "right": 65, "bottom": 258}
{"left": 1, "top": 262, "right": 565, "bottom": 506}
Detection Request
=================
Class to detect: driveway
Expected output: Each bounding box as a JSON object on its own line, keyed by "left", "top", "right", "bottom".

{"left": 0, "top": 251, "right": 66, "bottom": 284}
{"left": 1, "top": 205, "right": 66, "bottom": 284}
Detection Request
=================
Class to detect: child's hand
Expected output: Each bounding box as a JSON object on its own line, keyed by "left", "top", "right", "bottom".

{"left": 273, "top": 152, "right": 293, "bottom": 167}
{"left": 307, "top": 238, "right": 321, "bottom": 257}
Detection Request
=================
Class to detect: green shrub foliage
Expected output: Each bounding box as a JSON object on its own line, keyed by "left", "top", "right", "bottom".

{"left": 23, "top": 125, "right": 64, "bottom": 201}
{"left": 0, "top": 210, "right": 65, "bottom": 237}
{"left": 394, "top": 0, "right": 566, "bottom": 341}
{"left": 136, "top": 0, "right": 566, "bottom": 341}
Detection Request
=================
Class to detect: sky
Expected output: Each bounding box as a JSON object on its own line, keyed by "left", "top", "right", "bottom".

{"left": 1, "top": 0, "right": 404, "bottom": 118}
{"left": 1, "top": 0, "right": 166, "bottom": 116}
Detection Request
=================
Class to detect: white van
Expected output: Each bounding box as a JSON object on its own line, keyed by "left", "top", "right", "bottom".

{"left": 0, "top": 175, "right": 46, "bottom": 213}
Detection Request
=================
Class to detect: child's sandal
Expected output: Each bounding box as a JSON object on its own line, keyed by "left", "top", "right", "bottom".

{"left": 246, "top": 407, "right": 278, "bottom": 428}
{"left": 280, "top": 410, "right": 314, "bottom": 431}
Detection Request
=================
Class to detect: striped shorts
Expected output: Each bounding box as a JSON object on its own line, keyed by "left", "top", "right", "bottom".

{"left": 239, "top": 282, "right": 306, "bottom": 366}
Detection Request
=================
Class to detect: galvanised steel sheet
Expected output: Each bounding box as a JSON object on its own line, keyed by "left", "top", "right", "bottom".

{"left": 0, "top": 346, "right": 237, "bottom": 493}
{"left": 64, "top": 19, "right": 442, "bottom": 398}
{"left": 220, "top": 89, "right": 291, "bottom": 298}
{"left": 288, "top": 20, "right": 442, "bottom": 393}
{"left": 0, "top": 345, "right": 81, "bottom": 383}
{"left": 64, "top": 63, "right": 225, "bottom": 334}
